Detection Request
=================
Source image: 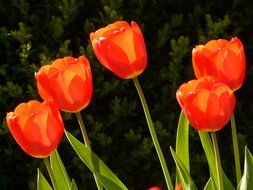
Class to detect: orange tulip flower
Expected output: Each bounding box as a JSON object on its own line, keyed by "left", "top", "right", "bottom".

{"left": 35, "top": 56, "right": 92, "bottom": 112}
{"left": 192, "top": 37, "right": 245, "bottom": 91}
{"left": 176, "top": 76, "right": 236, "bottom": 131}
{"left": 90, "top": 21, "right": 147, "bottom": 79}
{"left": 6, "top": 100, "right": 64, "bottom": 158}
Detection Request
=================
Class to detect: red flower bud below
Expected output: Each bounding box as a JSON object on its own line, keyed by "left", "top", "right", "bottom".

{"left": 176, "top": 76, "right": 236, "bottom": 131}
{"left": 6, "top": 100, "right": 64, "bottom": 158}
{"left": 175, "top": 183, "right": 183, "bottom": 190}
{"left": 148, "top": 186, "right": 162, "bottom": 190}
{"left": 35, "top": 56, "right": 92, "bottom": 112}
{"left": 90, "top": 21, "right": 147, "bottom": 79}
{"left": 192, "top": 37, "right": 246, "bottom": 91}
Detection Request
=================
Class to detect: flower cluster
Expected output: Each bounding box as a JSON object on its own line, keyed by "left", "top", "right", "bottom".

{"left": 6, "top": 21, "right": 147, "bottom": 158}
{"left": 5, "top": 19, "right": 247, "bottom": 190}
{"left": 177, "top": 37, "right": 245, "bottom": 131}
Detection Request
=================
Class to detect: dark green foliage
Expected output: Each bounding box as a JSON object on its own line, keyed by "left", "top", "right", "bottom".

{"left": 0, "top": 0, "right": 253, "bottom": 189}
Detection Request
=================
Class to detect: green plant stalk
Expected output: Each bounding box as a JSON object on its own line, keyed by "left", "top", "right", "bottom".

{"left": 211, "top": 132, "right": 223, "bottom": 190}
{"left": 44, "top": 157, "right": 58, "bottom": 190}
{"left": 133, "top": 77, "right": 173, "bottom": 190}
{"left": 76, "top": 112, "right": 103, "bottom": 190}
{"left": 230, "top": 114, "right": 241, "bottom": 184}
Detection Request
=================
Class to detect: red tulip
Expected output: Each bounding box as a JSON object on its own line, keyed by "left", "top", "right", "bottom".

{"left": 6, "top": 100, "right": 64, "bottom": 158}
{"left": 148, "top": 186, "right": 162, "bottom": 190}
{"left": 176, "top": 76, "right": 236, "bottom": 131}
{"left": 192, "top": 37, "right": 246, "bottom": 91}
{"left": 90, "top": 21, "right": 147, "bottom": 79}
{"left": 35, "top": 56, "right": 92, "bottom": 112}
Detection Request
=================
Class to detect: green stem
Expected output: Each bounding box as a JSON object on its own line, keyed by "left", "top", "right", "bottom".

{"left": 44, "top": 157, "right": 58, "bottom": 190}
{"left": 76, "top": 112, "right": 103, "bottom": 190}
{"left": 132, "top": 77, "right": 173, "bottom": 190}
{"left": 230, "top": 114, "right": 241, "bottom": 185}
{"left": 211, "top": 132, "right": 223, "bottom": 190}
{"left": 76, "top": 112, "right": 91, "bottom": 148}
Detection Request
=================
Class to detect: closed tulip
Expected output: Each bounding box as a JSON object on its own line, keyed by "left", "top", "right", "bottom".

{"left": 192, "top": 37, "right": 245, "bottom": 91}
{"left": 6, "top": 100, "right": 64, "bottom": 158}
{"left": 90, "top": 21, "right": 147, "bottom": 79}
{"left": 35, "top": 56, "right": 92, "bottom": 112}
{"left": 176, "top": 76, "right": 236, "bottom": 131}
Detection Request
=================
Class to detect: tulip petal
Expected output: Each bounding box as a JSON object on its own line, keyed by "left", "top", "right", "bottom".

{"left": 98, "top": 38, "right": 132, "bottom": 78}
{"left": 6, "top": 113, "right": 31, "bottom": 154}
{"left": 108, "top": 25, "right": 136, "bottom": 64}
{"left": 91, "top": 21, "right": 129, "bottom": 40}
{"left": 192, "top": 47, "right": 209, "bottom": 78}
{"left": 131, "top": 21, "right": 147, "bottom": 75}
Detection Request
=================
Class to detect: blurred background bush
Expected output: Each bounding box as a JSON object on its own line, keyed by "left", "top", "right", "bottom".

{"left": 0, "top": 0, "right": 253, "bottom": 189}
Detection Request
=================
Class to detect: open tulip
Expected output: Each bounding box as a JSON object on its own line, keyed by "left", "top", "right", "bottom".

{"left": 176, "top": 76, "right": 236, "bottom": 131}
{"left": 90, "top": 21, "right": 147, "bottom": 79}
{"left": 6, "top": 100, "right": 64, "bottom": 158}
{"left": 35, "top": 56, "right": 92, "bottom": 112}
{"left": 192, "top": 37, "right": 245, "bottom": 91}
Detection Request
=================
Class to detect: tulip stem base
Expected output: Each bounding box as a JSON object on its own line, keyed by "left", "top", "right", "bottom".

{"left": 230, "top": 114, "right": 241, "bottom": 184}
{"left": 44, "top": 157, "right": 58, "bottom": 190}
{"left": 132, "top": 77, "right": 173, "bottom": 190}
{"left": 211, "top": 132, "right": 223, "bottom": 190}
{"left": 76, "top": 112, "right": 103, "bottom": 190}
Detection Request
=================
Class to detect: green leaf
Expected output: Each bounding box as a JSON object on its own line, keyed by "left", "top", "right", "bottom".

{"left": 170, "top": 147, "right": 198, "bottom": 190}
{"left": 237, "top": 147, "right": 253, "bottom": 190}
{"left": 175, "top": 111, "right": 190, "bottom": 183}
{"left": 204, "top": 178, "right": 215, "bottom": 190}
{"left": 65, "top": 130, "right": 127, "bottom": 190}
{"left": 70, "top": 179, "right": 78, "bottom": 190}
{"left": 198, "top": 132, "right": 235, "bottom": 190}
{"left": 37, "top": 169, "right": 53, "bottom": 190}
{"left": 50, "top": 150, "right": 71, "bottom": 190}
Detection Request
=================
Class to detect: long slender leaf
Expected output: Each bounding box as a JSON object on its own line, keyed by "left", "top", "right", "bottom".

{"left": 204, "top": 178, "right": 215, "bottom": 190}
{"left": 37, "top": 169, "right": 53, "bottom": 190}
{"left": 237, "top": 147, "right": 253, "bottom": 190}
{"left": 170, "top": 147, "right": 198, "bottom": 190}
{"left": 198, "top": 132, "right": 235, "bottom": 190}
{"left": 65, "top": 130, "right": 127, "bottom": 190}
{"left": 175, "top": 111, "right": 190, "bottom": 183}
{"left": 70, "top": 179, "right": 78, "bottom": 190}
{"left": 50, "top": 150, "right": 72, "bottom": 190}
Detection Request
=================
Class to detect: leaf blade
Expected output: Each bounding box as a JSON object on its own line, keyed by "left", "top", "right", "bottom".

{"left": 170, "top": 147, "right": 197, "bottom": 190}
{"left": 65, "top": 130, "right": 127, "bottom": 190}
{"left": 237, "top": 147, "right": 253, "bottom": 190}
{"left": 50, "top": 150, "right": 72, "bottom": 190}
{"left": 175, "top": 111, "right": 190, "bottom": 183}
{"left": 37, "top": 169, "right": 53, "bottom": 190}
{"left": 198, "top": 132, "right": 235, "bottom": 190}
